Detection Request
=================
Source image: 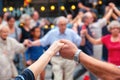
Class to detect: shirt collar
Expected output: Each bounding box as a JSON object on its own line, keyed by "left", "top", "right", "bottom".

{"left": 57, "top": 27, "right": 67, "bottom": 35}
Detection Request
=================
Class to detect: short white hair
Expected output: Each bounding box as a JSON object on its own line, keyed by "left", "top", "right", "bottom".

{"left": 0, "top": 24, "right": 9, "bottom": 31}
{"left": 20, "top": 14, "right": 31, "bottom": 24}
{"left": 107, "top": 20, "right": 120, "bottom": 31}
{"left": 82, "top": 12, "right": 92, "bottom": 22}
{"left": 56, "top": 16, "right": 68, "bottom": 25}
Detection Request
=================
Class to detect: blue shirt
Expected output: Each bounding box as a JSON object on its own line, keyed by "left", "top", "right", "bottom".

{"left": 25, "top": 39, "right": 45, "bottom": 61}
{"left": 40, "top": 28, "right": 81, "bottom": 47}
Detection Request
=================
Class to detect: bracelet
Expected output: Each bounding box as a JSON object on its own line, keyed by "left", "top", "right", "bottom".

{"left": 74, "top": 49, "right": 82, "bottom": 63}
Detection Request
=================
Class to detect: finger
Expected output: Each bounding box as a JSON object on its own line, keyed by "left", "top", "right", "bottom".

{"left": 60, "top": 39, "right": 69, "bottom": 44}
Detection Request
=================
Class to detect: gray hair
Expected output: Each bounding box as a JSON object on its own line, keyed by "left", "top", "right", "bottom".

{"left": 82, "top": 12, "right": 92, "bottom": 22}
{"left": 20, "top": 14, "right": 31, "bottom": 24}
{"left": 56, "top": 16, "right": 68, "bottom": 25}
{"left": 107, "top": 20, "right": 120, "bottom": 31}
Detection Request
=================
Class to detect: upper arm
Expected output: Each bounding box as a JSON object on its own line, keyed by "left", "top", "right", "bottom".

{"left": 40, "top": 31, "right": 52, "bottom": 47}
{"left": 95, "top": 18, "right": 107, "bottom": 28}
{"left": 72, "top": 31, "right": 82, "bottom": 46}
{"left": 11, "top": 38, "right": 26, "bottom": 53}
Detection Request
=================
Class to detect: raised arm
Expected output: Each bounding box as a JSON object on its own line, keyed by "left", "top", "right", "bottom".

{"left": 109, "top": 3, "right": 120, "bottom": 16}
{"left": 103, "top": 8, "right": 113, "bottom": 21}
{"left": 83, "top": 30, "right": 102, "bottom": 45}
{"left": 16, "top": 40, "right": 64, "bottom": 80}
{"left": 60, "top": 39, "right": 120, "bottom": 80}
{"left": 78, "top": 2, "right": 90, "bottom": 11}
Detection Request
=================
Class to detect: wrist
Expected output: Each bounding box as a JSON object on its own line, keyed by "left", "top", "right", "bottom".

{"left": 74, "top": 49, "right": 82, "bottom": 63}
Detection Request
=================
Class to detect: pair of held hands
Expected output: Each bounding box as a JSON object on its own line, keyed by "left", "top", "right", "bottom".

{"left": 23, "top": 39, "right": 80, "bottom": 60}
{"left": 47, "top": 39, "right": 79, "bottom": 60}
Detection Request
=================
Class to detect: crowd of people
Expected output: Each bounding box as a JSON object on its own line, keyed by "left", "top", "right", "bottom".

{"left": 0, "top": 1, "right": 120, "bottom": 80}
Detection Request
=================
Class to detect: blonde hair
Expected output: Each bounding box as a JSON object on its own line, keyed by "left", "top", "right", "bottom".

{"left": 107, "top": 20, "right": 120, "bottom": 31}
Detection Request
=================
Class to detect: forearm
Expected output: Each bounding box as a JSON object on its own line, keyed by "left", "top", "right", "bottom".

{"left": 32, "top": 40, "right": 41, "bottom": 46}
{"left": 103, "top": 9, "right": 113, "bottom": 21}
{"left": 113, "top": 7, "right": 120, "bottom": 16}
{"left": 85, "top": 33, "right": 97, "bottom": 45}
{"left": 79, "top": 52, "right": 120, "bottom": 79}
{"left": 78, "top": 3, "right": 89, "bottom": 10}
{"left": 28, "top": 50, "right": 53, "bottom": 79}
{"left": 112, "top": 13, "right": 118, "bottom": 20}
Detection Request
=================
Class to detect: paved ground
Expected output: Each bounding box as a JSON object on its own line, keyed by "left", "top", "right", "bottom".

{"left": 45, "top": 64, "right": 89, "bottom": 80}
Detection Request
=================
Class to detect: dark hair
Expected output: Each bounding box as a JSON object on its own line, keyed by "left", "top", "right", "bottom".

{"left": 7, "top": 15, "right": 15, "bottom": 21}
{"left": 30, "top": 26, "right": 41, "bottom": 38}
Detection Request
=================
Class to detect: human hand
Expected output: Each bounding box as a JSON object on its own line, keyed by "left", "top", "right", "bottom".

{"left": 46, "top": 40, "right": 64, "bottom": 56}
{"left": 109, "top": 2, "right": 115, "bottom": 9}
{"left": 59, "top": 39, "right": 78, "bottom": 60}
{"left": 23, "top": 39, "right": 32, "bottom": 47}
{"left": 80, "top": 29, "right": 87, "bottom": 36}
{"left": 26, "top": 60, "right": 32, "bottom": 66}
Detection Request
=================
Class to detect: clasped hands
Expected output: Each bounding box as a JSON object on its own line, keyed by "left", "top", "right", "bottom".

{"left": 23, "top": 39, "right": 80, "bottom": 60}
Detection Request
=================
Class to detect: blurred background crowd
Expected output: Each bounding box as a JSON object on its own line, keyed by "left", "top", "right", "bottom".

{"left": 0, "top": 0, "right": 120, "bottom": 80}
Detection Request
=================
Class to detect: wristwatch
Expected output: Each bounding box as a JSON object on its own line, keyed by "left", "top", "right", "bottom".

{"left": 74, "top": 49, "right": 82, "bottom": 63}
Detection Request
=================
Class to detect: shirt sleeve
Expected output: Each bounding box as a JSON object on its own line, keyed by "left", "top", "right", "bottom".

{"left": 10, "top": 38, "right": 27, "bottom": 53}
{"left": 95, "top": 18, "right": 107, "bottom": 28}
{"left": 72, "top": 31, "right": 82, "bottom": 46}
{"left": 40, "top": 31, "right": 52, "bottom": 47}
{"left": 15, "top": 69, "right": 35, "bottom": 80}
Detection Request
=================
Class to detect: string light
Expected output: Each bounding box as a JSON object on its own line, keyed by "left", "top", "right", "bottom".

{"left": 3, "top": 7, "right": 7, "bottom": 12}
{"left": 50, "top": 5, "right": 55, "bottom": 11}
{"left": 60, "top": 6, "right": 65, "bottom": 11}
{"left": 40, "top": 6, "right": 45, "bottom": 11}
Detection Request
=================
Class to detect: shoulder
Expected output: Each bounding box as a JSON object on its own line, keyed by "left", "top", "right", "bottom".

{"left": 47, "top": 28, "right": 58, "bottom": 34}
{"left": 101, "top": 34, "right": 110, "bottom": 42}
{"left": 66, "top": 28, "right": 75, "bottom": 32}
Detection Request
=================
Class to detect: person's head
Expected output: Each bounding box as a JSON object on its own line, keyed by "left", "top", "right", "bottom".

{"left": 20, "top": 14, "right": 31, "bottom": 27}
{"left": 30, "top": 26, "right": 41, "bottom": 39}
{"left": 82, "top": 12, "right": 94, "bottom": 25}
{"left": 0, "top": 25, "right": 9, "bottom": 40}
{"left": 107, "top": 20, "right": 120, "bottom": 36}
{"left": 31, "top": 11, "right": 39, "bottom": 21}
{"left": 7, "top": 15, "right": 15, "bottom": 27}
{"left": 56, "top": 16, "right": 68, "bottom": 33}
